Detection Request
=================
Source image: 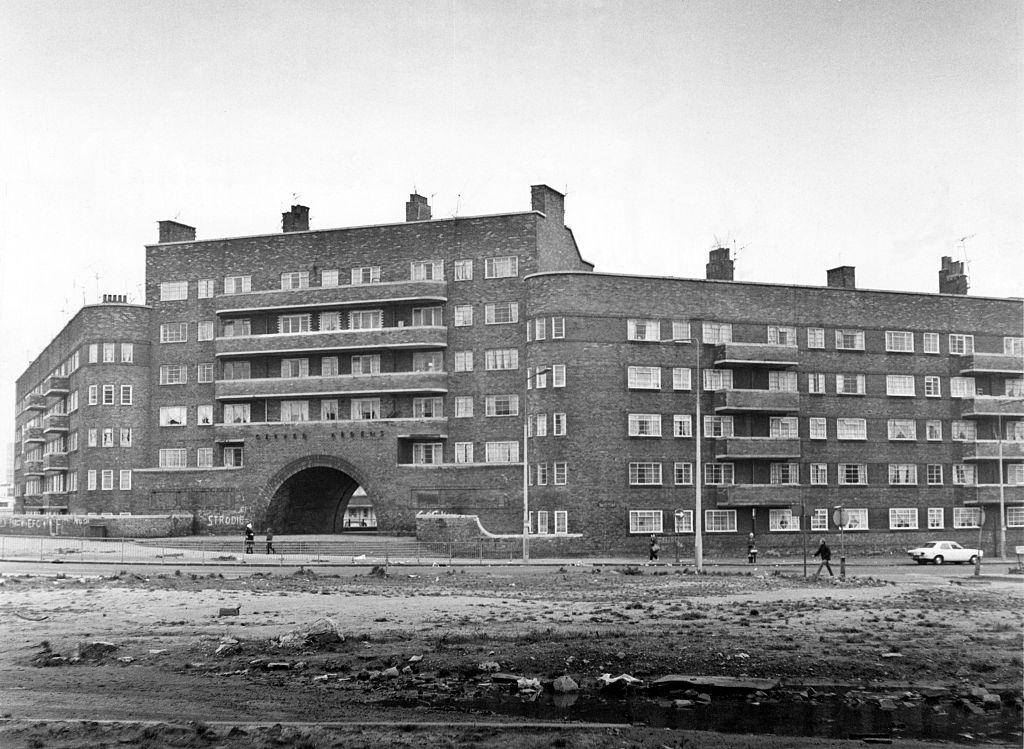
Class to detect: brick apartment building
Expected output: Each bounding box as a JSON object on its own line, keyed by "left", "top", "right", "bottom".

{"left": 12, "top": 185, "right": 1024, "bottom": 555}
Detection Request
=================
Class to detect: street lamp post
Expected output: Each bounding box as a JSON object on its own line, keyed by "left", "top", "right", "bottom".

{"left": 666, "top": 338, "right": 703, "bottom": 572}
{"left": 522, "top": 366, "right": 552, "bottom": 563}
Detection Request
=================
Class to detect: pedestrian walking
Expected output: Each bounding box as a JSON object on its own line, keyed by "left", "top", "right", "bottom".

{"left": 244, "top": 523, "right": 255, "bottom": 554}
{"left": 747, "top": 532, "right": 758, "bottom": 564}
{"left": 812, "top": 537, "right": 834, "bottom": 578}
{"left": 649, "top": 533, "right": 660, "bottom": 562}
{"left": 265, "top": 527, "right": 275, "bottom": 554}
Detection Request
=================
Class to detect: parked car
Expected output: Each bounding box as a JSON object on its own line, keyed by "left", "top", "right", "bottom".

{"left": 907, "top": 541, "right": 983, "bottom": 565}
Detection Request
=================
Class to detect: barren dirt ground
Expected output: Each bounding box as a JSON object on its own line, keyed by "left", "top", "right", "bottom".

{"left": 1, "top": 564, "right": 1021, "bottom": 748}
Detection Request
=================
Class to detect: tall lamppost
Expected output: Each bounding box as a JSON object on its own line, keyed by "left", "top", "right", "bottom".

{"left": 665, "top": 337, "right": 703, "bottom": 572}
{"left": 522, "top": 366, "right": 551, "bottom": 563}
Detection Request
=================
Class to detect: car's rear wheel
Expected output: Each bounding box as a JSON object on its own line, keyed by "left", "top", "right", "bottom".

{"left": 933, "top": 555, "right": 944, "bottom": 565}
{"left": 968, "top": 555, "right": 979, "bottom": 565}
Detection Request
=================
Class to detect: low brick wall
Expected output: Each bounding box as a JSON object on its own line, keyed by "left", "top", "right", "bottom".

{"left": 0, "top": 513, "right": 196, "bottom": 538}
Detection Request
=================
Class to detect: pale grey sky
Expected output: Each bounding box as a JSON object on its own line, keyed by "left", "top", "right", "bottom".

{"left": 1, "top": 0, "right": 1022, "bottom": 435}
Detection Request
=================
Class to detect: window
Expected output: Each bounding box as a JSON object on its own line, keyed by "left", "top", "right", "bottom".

{"left": 838, "top": 464, "right": 867, "bottom": 484}
{"left": 951, "top": 421, "right": 976, "bottom": 441}
{"left": 350, "top": 355, "right": 380, "bottom": 375}
{"left": 197, "top": 448, "right": 214, "bottom": 468}
{"left": 224, "top": 275, "right": 252, "bottom": 294}
{"left": 454, "top": 397, "right": 473, "bottom": 418}
{"left": 159, "top": 281, "right": 188, "bottom": 301}
{"left": 160, "top": 323, "right": 188, "bottom": 343}
{"left": 280, "top": 271, "right": 309, "bottom": 290}
{"left": 551, "top": 364, "right": 566, "bottom": 387}
{"left": 926, "top": 420, "right": 942, "bottom": 441}
{"left": 1005, "top": 337, "right": 1024, "bottom": 356}
{"left": 223, "top": 361, "right": 251, "bottom": 380}
{"left": 160, "top": 406, "right": 187, "bottom": 426}
{"left": 770, "top": 509, "right": 799, "bottom": 531}
{"left": 770, "top": 417, "right": 799, "bottom": 438}
{"left": 101, "top": 428, "right": 114, "bottom": 447}
{"left": 320, "top": 269, "right": 339, "bottom": 287}
{"left": 810, "top": 508, "right": 829, "bottom": 530}
{"left": 554, "top": 511, "right": 568, "bottom": 535}
{"left": 551, "top": 317, "right": 565, "bottom": 338}
{"left": 454, "top": 351, "right": 474, "bottom": 372}
{"left": 197, "top": 363, "right": 214, "bottom": 383}
{"left": 223, "top": 403, "right": 250, "bottom": 423}
{"left": 224, "top": 446, "right": 243, "bottom": 467}
{"left": 673, "top": 414, "right": 692, "bottom": 437}
{"left": 87, "top": 470, "right": 97, "bottom": 490}
{"left": 835, "top": 329, "right": 865, "bottom": 350}
{"left": 627, "top": 319, "right": 661, "bottom": 342}
{"left": 836, "top": 418, "right": 866, "bottom": 441}
{"left": 67, "top": 391, "right": 79, "bottom": 413}
{"left": 950, "top": 377, "right": 976, "bottom": 398}
{"left": 349, "top": 310, "right": 383, "bottom": 329}
{"left": 454, "top": 260, "right": 473, "bottom": 280}
{"left": 321, "top": 356, "right": 340, "bottom": 377}
{"left": 672, "top": 368, "right": 692, "bottom": 391}
{"left": 120, "top": 343, "right": 133, "bottom": 363}
{"left": 1008, "top": 380, "right": 1024, "bottom": 397}
{"left": 320, "top": 399, "right": 339, "bottom": 421}
{"left": 889, "top": 508, "right": 918, "bottom": 529}
{"left": 280, "top": 358, "right": 310, "bottom": 378}
{"left": 530, "top": 414, "right": 547, "bottom": 437}
{"left": 89, "top": 343, "right": 98, "bottom": 363}
{"left": 887, "top": 419, "right": 917, "bottom": 440}
{"left": 120, "top": 385, "right": 132, "bottom": 405}
{"left": 836, "top": 374, "right": 865, "bottom": 395}
{"left": 768, "top": 326, "right": 798, "bottom": 346}
{"left": 627, "top": 366, "right": 661, "bottom": 389}
{"left": 674, "top": 510, "right": 693, "bottom": 533}
{"left": 410, "top": 261, "right": 443, "bottom": 281}
{"left": 629, "top": 510, "right": 663, "bottom": 534}
{"left": 842, "top": 508, "right": 869, "bottom": 530}
{"left": 923, "top": 332, "right": 940, "bottom": 353}
{"left": 66, "top": 472, "right": 77, "bottom": 492}
{"left": 927, "top": 464, "right": 943, "bottom": 485}
{"left": 318, "top": 311, "right": 342, "bottom": 331}
{"left": 553, "top": 462, "right": 567, "bottom": 484}
{"left": 412, "top": 443, "right": 443, "bottom": 464}
{"left": 453, "top": 305, "right": 473, "bottom": 326}
{"left": 485, "top": 349, "right": 519, "bottom": 370}
{"left": 119, "top": 428, "right": 132, "bottom": 447}
{"left": 552, "top": 412, "right": 566, "bottom": 436}
{"left": 702, "top": 322, "right": 732, "bottom": 344}
{"left": 927, "top": 507, "right": 944, "bottom": 529}
{"left": 770, "top": 463, "right": 800, "bottom": 485}
{"left": 531, "top": 318, "right": 546, "bottom": 340}
{"left": 703, "top": 369, "right": 733, "bottom": 391}
{"left": 413, "top": 397, "right": 443, "bottom": 418}
{"left": 223, "top": 319, "right": 251, "bottom": 337}
{"left": 87, "top": 429, "right": 97, "bottom": 447}
{"left": 99, "top": 469, "right": 113, "bottom": 490}
{"left": 159, "top": 448, "right": 187, "bottom": 468}
{"left": 485, "top": 441, "right": 519, "bottom": 463}
{"left": 888, "top": 464, "right": 918, "bottom": 485}
{"left": 1006, "top": 507, "right": 1024, "bottom": 528}
{"left": 454, "top": 442, "right": 474, "bottom": 463}
{"left": 160, "top": 364, "right": 187, "bottom": 385}
{"left": 485, "top": 394, "right": 519, "bottom": 417}
{"left": 484, "top": 302, "right": 519, "bottom": 324}
{"left": 923, "top": 376, "right": 941, "bottom": 398}
{"left": 351, "top": 266, "right": 381, "bottom": 284}
{"left": 278, "top": 314, "right": 311, "bottom": 333}
{"left": 885, "top": 331, "right": 914, "bottom": 352}
{"left": 119, "top": 470, "right": 132, "bottom": 491}
{"left": 535, "top": 464, "right": 548, "bottom": 486}
{"left": 279, "top": 401, "right": 309, "bottom": 422}
{"left": 704, "top": 463, "right": 735, "bottom": 485}
{"left": 810, "top": 463, "right": 827, "bottom": 485}
{"left": 807, "top": 328, "right": 825, "bottom": 348}
{"left": 197, "top": 321, "right": 214, "bottom": 341}
{"left": 628, "top": 413, "right": 662, "bottom": 437}
{"left": 673, "top": 462, "right": 693, "bottom": 485}
{"left": 948, "top": 334, "right": 974, "bottom": 355}
{"left": 809, "top": 417, "right": 827, "bottom": 440}
{"left": 952, "top": 464, "right": 976, "bottom": 485}
{"left": 704, "top": 416, "right": 734, "bottom": 438}
{"left": 629, "top": 463, "right": 662, "bottom": 485}
{"left": 484, "top": 256, "right": 518, "bottom": 278}
{"left": 808, "top": 373, "right": 826, "bottom": 394}
{"left": 768, "top": 371, "right": 798, "bottom": 392}
{"left": 886, "top": 375, "right": 915, "bottom": 396}
{"left": 1008, "top": 464, "right": 1024, "bottom": 485}
{"left": 198, "top": 278, "right": 215, "bottom": 298}
{"left": 102, "top": 385, "right": 114, "bottom": 405}
{"left": 412, "top": 352, "right": 442, "bottom": 372}
{"left": 351, "top": 398, "right": 380, "bottom": 420}
{"left": 705, "top": 510, "right": 737, "bottom": 532}
{"left": 953, "top": 507, "right": 981, "bottom": 528}
{"left": 412, "top": 306, "right": 443, "bottom": 326}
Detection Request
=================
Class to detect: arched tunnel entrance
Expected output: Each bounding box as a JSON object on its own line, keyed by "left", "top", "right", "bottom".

{"left": 264, "top": 465, "right": 365, "bottom": 534}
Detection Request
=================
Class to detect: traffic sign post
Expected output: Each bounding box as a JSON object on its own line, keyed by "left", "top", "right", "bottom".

{"left": 832, "top": 507, "right": 849, "bottom": 580}
{"left": 975, "top": 508, "right": 986, "bottom": 577}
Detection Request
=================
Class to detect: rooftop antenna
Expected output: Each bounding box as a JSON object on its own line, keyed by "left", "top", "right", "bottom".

{"left": 958, "top": 234, "right": 976, "bottom": 275}
{"left": 453, "top": 193, "right": 461, "bottom": 218}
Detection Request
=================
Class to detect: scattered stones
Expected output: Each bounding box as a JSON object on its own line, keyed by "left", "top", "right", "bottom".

{"left": 75, "top": 641, "right": 118, "bottom": 660}
{"left": 217, "top": 606, "right": 240, "bottom": 617}
{"left": 279, "top": 617, "right": 343, "bottom": 647}
{"left": 477, "top": 661, "right": 500, "bottom": 673}
{"left": 551, "top": 675, "right": 578, "bottom": 693}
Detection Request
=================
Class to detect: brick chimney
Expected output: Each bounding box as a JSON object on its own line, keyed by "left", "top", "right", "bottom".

{"left": 531, "top": 184, "right": 565, "bottom": 225}
{"left": 939, "top": 256, "right": 969, "bottom": 295}
{"left": 405, "top": 194, "right": 431, "bottom": 222}
{"left": 282, "top": 205, "right": 310, "bottom": 233}
{"left": 157, "top": 221, "right": 196, "bottom": 243}
{"left": 706, "top": 247, "right": 734, "bottom": 281}
{"left": 827, "top": 266, "right": 856, "bottom": 289}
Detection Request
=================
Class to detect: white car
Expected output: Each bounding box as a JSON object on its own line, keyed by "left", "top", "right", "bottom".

{"left": 907, "top": 541, "right": 983, "bottom": 565}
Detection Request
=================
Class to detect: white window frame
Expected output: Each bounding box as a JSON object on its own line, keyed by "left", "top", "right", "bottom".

{"left": 927, "top": 507, "right": 944, "bottom": 529}
{"left": 485, "top": 349, "right": 519, "bottom": 371}
{"left": 158, "top": 448, "right": 187, "bottom": 468}
{"left": 198, "top": 278, "right": 215, "bottom": 298}
{"left": 629, "top": 510, "right": 663, "bottom": 534}
{"left": 838, "top": 463, "right": 867, "bottom": 485}
{"left": 159, "top": 406, "right": 187, "bottom": 426}
{"left": 835, "top": 329, "right": 865, "bottom": 350}
{"left": 889, "top": 508, "right": 918, "bottom": 529}
{"left": 484, "top": 441, "right": 519, "bottom": 463}
{"left": 950, "top": 377, "right": 976, "bottom": 398}
{"left": 888, "top": 464, "right": 918, "bottom": 485}
{"left": 810, "top": 508, "right": 829, "bottom": 531}
{"left": 453, "top": 305, "right": 474, "bottom": 326}
{"left": 836, "top": 374, "right": 865, "bottom": 395}
{"left": 160, "top": 323, "right": 188, "bottom": 344}
{"left": 278, "top": 313, "right": 312, "bottom": 334}
{"left": 836, "top": 418, "right": 866, "bottom": 440}
{"left": 197, "top": 448, "right": 214, "bottom": 468}
{"left": 321, "top": 269, "right": 340, "bottom": 287}
{"left": 159, "top": 281, "right": 188, "bottom": 301}
{"left": 702, "top": 322, "right": 732, "bottom": 344}
{"left": 885, "top": 331, "right": 914, "bottom": 353}
{"left": 923, "top": 332, "right": 940, "bottom": 354}
{"left": 673, "top": 462, "right": 693, "bottom": 485}
{"left": 628, "top": 413, "right": 662, "bottom": 437}
{"left": 552, "top": 413, "right": 566, "bottom": 436}
{"left": 197, "top": 363, "right": 214, "bottom": 383}
{"left": 412, "top": 443, "right": 444, "bottom": 464}
{"left": 704, "top": 463, "right": 735, "bottom": 485}
{"left": 703, "top": 369, "right": 733, "bottom": 391}
{"left": 927, "top": 464, "right": 943, "bottom": 485}
{"left": 484, "top": 302, "right": 519, "bottom": 325}
{"left": 953, "top": 507, "right": 981, "bottom": 528}
{"left": 948, "top": 334, "right": 974, "bottom": 356}
{"left": 454, "top": 260, "right": 473, "bottom": 281}
{"left": 769, "top": 508, "right": 799, "bottom": 531}
{"left": 280, "top": 271, "right": 309, "bottom": 290}
{"left": 628, "top": 462, "right": 662, "bottom": 485}
{"left": 553, "top": 462, "right": 567, "bottom": 484}
{"left": 120, "top": 385, "right": 132, "bottom": 405}
{"left": 705, "top": 509, "right": 737, "bottom": 533}
{"left": 627, "top": 319, "right": 661, "bottom": 342}
{"left": 768, "top": 325, "right": 798, "bottom": 347}
{"left": 924, "top": 376, "right": 941, "bottom": 398}
{"left": 454, "top": 351, "right": 474, "bottom": 372}
{"left": 673, "top": 414, "right": 692, "bottom": 438}
{"left": 351, "top": 266, "right": 381, "bottom": 285}
{"left": 810, "top": 463, "right": 827, "bottom": 485}
{"left": 454, "top": 442, "right": 474, "bottom": 464}
{"left": 807, "top": 328, "right": 825, "bottom": 348}
{"left": 197, "top": 404, "right": 213, "bottom": 425}
{"left": 809, "top": 417, "right": 827, "bottom": 440}
{"left": 485, "top": 394, "right": 519, "bottom": 417}
{"left": 627, "top": 366, "right": 661, "bottom": 390}
{"left": 160, "top": 364, "right": 187, "bottom": 385}
{"left": 197, "top": 321, "right": 215, "bottom": 341}
{"left": 887, "top": 419, "right": 917, "bottom": 441}
{"left": 886, "top": 374, "right": 916, "bottom": 397}
{"left": 484, "top": 256, "right": 518, "bottom": 279}
{"left": 223, "top": 275, "right": 252, "bottom": 294}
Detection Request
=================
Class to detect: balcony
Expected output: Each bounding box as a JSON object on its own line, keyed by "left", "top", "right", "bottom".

{"left": 215, "top": 279, "right": 447, "bottom": 315}
{"left": 713, "top": 389, "right": 800, "bottom": 414}
{"left": 213, "top": 416, "right": 447, "bottom": 443}
{"left": 961, "top": 441, "right": 1024, "bottom": 461}
{"left": 711, "top": 484, "right": 805, "bottom": 507}
{"left": 22, "top": 427, "right": 45, "bottom": 445}
{"left": 43, "top": 414, "right": 69, "bottom": 433}
{"left": 215, "top": 325, "right": 447, "bottom": 358}
{"left": 958, "top": 352, "right": 1024, "bottom": 375}
{"left": 43, "top": 375, "right": 70, "bottom": 397}
{"left": 959, "top": 396, "right": 1024, "bottom": 419}
{"left": 957, "top": 484, "right": 1024, "bottom": 506}
{"left": 43, "top": 453, "right": 69, "bottom": 471}
{"left": 215, "top": 370, "right": 448, "bottom": 401}
{"left": 714, "top": 437, "right": 801, "bottom": 460}
{"left": 22, "top": 394, "right": 46, "bottom": 413}
{"left": 712, "top": 343, "right": 799, "bottom": 368}
{"left": 22, "top": 460, "right": 44, "bottom": 477}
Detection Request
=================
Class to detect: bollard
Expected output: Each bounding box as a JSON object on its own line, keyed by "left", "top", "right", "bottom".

{"left": 974, "top": 555, "right": 981, "bottom": 577}
{"left": 839, "top": 556, "right": 846, "bottom": 580}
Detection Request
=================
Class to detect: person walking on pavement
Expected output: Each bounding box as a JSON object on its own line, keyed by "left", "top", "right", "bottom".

{"left": 244, "top": 523, "right": 255, "bottom": 554}
{"left": 649, "top": 533, "right": 660, "bottom": 562}
{"left": 747, "top": 532, "right": 758, "bottom": 564}
{"left": 812, "top": 537, "right": 834, "bottom": 578}
{"left": 265, "top": 527, "right": 275, "bottom": 554}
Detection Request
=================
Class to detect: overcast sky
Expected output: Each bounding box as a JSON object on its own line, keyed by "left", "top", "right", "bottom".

{"left": 1, "top": 0, "right": 1021, "bottom": 440}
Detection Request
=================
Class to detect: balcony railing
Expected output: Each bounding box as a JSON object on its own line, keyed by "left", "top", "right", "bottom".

{"left": 43, "top": 375, "right": 70, "bottom": 397}
{"left": 43, "top": 453, "right": 69, "bottom": 471}
{"left": 22, "top": 460, "right": 44, "bottom": 477}
{"left": 214, "top": 416, "right": 447, "bottom": 442}
{"left": 961, "top": 440, "right": 1024, "bottom": 461}
{"left": 958, "top": 396, "right": 1024, "bottom": 418}
{"left": 958, "top": 352, "right": 1024, "bottom": 375}
{"left": 43, "top": 414, "right": 70, "bottom": 433}
{"left": 215, "top": 279, "right": 447, "bottom": 315}
{"left": 22, "top": 427, "right": 45, "bottom": 445}
{"left": 215, "top": 325, "right": 447, "bottom": 358}
{"left": 713, "top": 437, "right": 801, "bottom": 459}
{"left": 957, "top": 484, "right": 1024, "bottom": 506}
{"left": 710, "top": 484, "right": 805, "bottom": 507}
{"left": 712, "top": 389, "right": 800, "bottom": 413}
{"left": 22, "top": 394, "right": 46, "bottom": 413}
{"left": 215, "top": 370, "right": 447, "bottom": 401}
{"left": 712, "top": 342, "right": 800, "bottom": 368}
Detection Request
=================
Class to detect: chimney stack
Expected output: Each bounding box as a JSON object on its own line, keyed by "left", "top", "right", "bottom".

{"left": 530, "top": 184, "right": 565, "bottom": 225}
{"left": 827, "top": 266, "right": 856, "bottom": 289}
{"left": 282, "top": 205, "right": 310, "bottom": 233}
{"left": 705, "top": 247, "right": 734, "bottom": 281}
{"left": 939, "top": 256, "right": 969, "bottom": 295}
{"left": 102, "top": 294, "right": 127, "bottom": 304}
{"left": 405, "top": 194, "right": 431, "bottom": 222}
{"left": 157, "top": 221, "right": 196, "bottom": 243}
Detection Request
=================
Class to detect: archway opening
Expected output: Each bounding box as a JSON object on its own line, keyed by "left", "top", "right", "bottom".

{"left": 265, "top": 466, "right": 365, "bottom": 534}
